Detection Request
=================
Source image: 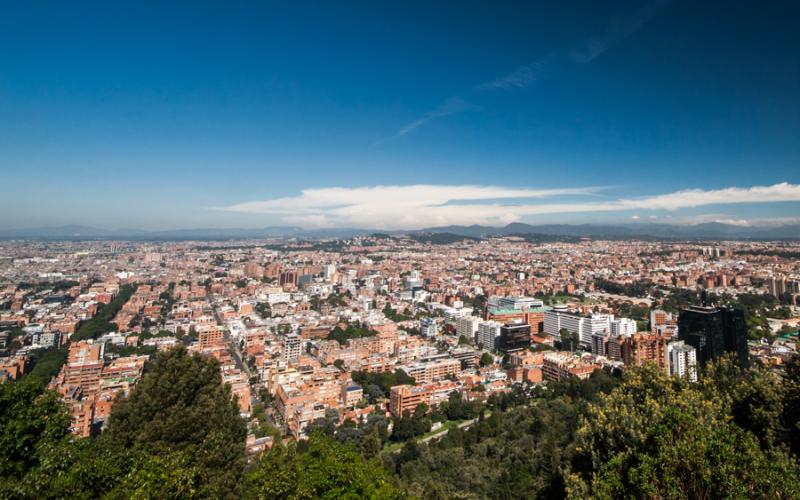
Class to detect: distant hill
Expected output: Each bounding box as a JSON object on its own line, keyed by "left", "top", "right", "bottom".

{"left": 405, "top": 232, "right": 482, "bottom": 245}
{"left": 414, "top": 222, "right": 800, "bottom": 241}
{"left": 0, "top": 222, "right": 798, "bottom": 241}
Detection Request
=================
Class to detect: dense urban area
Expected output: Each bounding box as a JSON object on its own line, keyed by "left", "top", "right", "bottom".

{"left": 2, "top": 234, "right": 800, "bottom": 498}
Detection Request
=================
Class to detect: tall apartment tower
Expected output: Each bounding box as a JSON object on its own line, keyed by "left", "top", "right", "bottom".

{"left": 476, "top": 320, "right": 502, "bottom": 350}
{"left": 666, "top": 340, "right": 698, "bottom": 382}
{"left": 456, "top": 315, "right": 481, "bottom": 340}
{"left": 283, "top": 333, "right": 302, "bottom": 362}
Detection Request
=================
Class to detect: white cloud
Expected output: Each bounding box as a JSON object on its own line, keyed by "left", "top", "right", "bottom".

{"left": 218, "top": 182, "right": 800, "bottom": 229}
{"left": 615, "top": 182, "right": 800, "bottom": 211}
{"left": 660, "top": 214, "right": 800, "bottom": 227}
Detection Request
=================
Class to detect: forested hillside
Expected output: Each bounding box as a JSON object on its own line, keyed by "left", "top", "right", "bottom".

{"left": 2, "top": 347, "right": 799, "bottom": 498}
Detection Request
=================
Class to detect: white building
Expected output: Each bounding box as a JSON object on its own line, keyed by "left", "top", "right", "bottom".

{"left": 419, "top": 318, "right": 438, "bottom": 338}
{"left": 476, "top": 320, "right": 503, "bottom": 350}
{"left": 610, "top": 318, "right": 637, "bottom": 336}
{"left": 496, "top": 296, "right": 544, "bottom": 310}
{"left": 667, "top": 340, "right": 697, "bottom": 382}
{"left": 265, "top": 292, "right": 291, "bottom": 305}
{"left": 543, "top": 306, "right": 613, "bottom": 347}
{"left": 456, "top": 315, "right": 481, "bottom": 340}
{"left": 32, "top": 331, "right": 62, "bottom": 349}
{"left": 443, "top": 307, "right": 470, "bottom": 320}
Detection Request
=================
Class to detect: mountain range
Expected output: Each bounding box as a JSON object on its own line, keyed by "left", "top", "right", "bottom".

{"left": 0, "top": 222, "right": 798, "bottom": 241}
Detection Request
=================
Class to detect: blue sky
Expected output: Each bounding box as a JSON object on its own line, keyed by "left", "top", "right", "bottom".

{"left": 1, "top": 1, "right": 799, "bottom": 229}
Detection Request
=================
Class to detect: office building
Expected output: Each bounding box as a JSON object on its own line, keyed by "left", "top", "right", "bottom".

{"left": 496, "top": 296, "right": 544, "bottom": 310}
{"left": 678, "top": 306, "right": 748, "bottom": 368}
{"left": 499, "top": 322, "right": 531, "bottom": 352}
{"left": 544, "top": 306, "right": 613, "bottom": 347}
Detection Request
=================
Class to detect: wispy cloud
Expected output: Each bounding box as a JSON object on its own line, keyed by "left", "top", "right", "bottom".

{"left": 570, "top": 0, "right": 669, "bottom": 63}
{"left": 473, "top": 56, "right": 553, "bottom": 91}
{"left": 218, "top": 182, "right": 800, "bottom": 229}
{"left": 388, "top": 0, "right": 669, "bottom": 139}
{"left": 392, "top": 97, "right": 480, "bottom": 139}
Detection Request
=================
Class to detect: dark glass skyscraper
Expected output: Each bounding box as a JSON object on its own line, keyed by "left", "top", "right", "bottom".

{"left": 499, "top": 322, "right": 531, "bottom": 352}
{"left": 678, "top": 306, "right": 749, "bottom": 368}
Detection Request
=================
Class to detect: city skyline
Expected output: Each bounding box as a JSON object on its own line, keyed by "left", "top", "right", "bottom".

{"left": 2, "top": 2, "right": 799, "bottom": 496}
{"left": 2, "top": 1, "right": 799, "bottom": 229}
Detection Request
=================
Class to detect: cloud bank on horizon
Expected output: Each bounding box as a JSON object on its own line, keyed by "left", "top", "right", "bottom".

{"left": 219, "top": 182, "right": 800, "bottom": 230}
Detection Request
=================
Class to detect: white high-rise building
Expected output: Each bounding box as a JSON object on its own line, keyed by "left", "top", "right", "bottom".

{"left": 586, "top": 314, "right": 613, "bottom": 343}
{"left": 544, "top": 306, "right": 613, "bottom": 347}
{"left": 610, "top": 317, "right": 637, "bottom": 336}
{"left": 667, "top": 340, "right": 697, "bottom": 382}
{"left": 456, "top": 315, "right": 481, "bottom": 340}
{"left": 476, "top": 320, "right": 503, "bottom": 350}
{"left": 544, "top": 306, "right": 583, "bottom": 340}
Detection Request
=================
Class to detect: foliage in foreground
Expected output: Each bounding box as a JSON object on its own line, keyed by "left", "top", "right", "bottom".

{"left": 568, "top": 364, "right": 800, "bottom": 498}
{"left": 0, "top": 347, "right": 397, "bottom": 499}
{"left": 383, "top": 358, "right": 800, "bottom": 499}
{"left": 244, "top": 432, "right": 400, "bottom": 499}
{"left": 3, "top": 345, "right": 799, "bottom": 499}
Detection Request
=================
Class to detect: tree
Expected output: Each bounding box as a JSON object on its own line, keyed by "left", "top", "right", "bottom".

{"left": 103, "top": 346, "right": 247, "bottom": 497}
{"left": 559, "top": 328, "right": 580, "bottom": 352}
{"left": 351, "top": 369, "right": 415, "bottom": 398}
{"left": 327, "top": 323, "right": 378, "bottom": 345}
{"left": 72, "top": 284, "right": 137, "bottom": 340}
{"left": 366, "top": 384, "right": 384, "bottom": 403}
{"left": 783, "top": 356, "right": 800, "bottom": 457}
{"left": 0, "top": 378, "right": 71, "bottom": 479}
{"left": 243, "top": 432, "right": 400, "bottom": 499}
{"left": 568, "top": 364, "right": 800, "bottom": 498}
{"left": 480, "top": 352, "right": 494, "bottom": 367}
{"left": 361, "top": 426, "right": 383, "bottom": 459}
{"left": 24, "top": 348, "right": 68, "bottom": 384}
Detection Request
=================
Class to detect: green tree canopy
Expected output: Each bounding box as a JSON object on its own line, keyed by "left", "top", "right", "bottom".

{"left": 244, "top": 432, "right": 400, "bottom": 499}
{"left": 0, "top": 378, "right": 71, "bottom": 480}
{"left": 568, "top": 364, "right": 800, "bottom": 498}
{"left": 103, "top": 345, "right": 247, "bottom": 497}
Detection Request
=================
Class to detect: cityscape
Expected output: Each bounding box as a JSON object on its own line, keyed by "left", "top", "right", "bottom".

{"left": 2, "top": 1, "right": 800, "bottom": 498}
